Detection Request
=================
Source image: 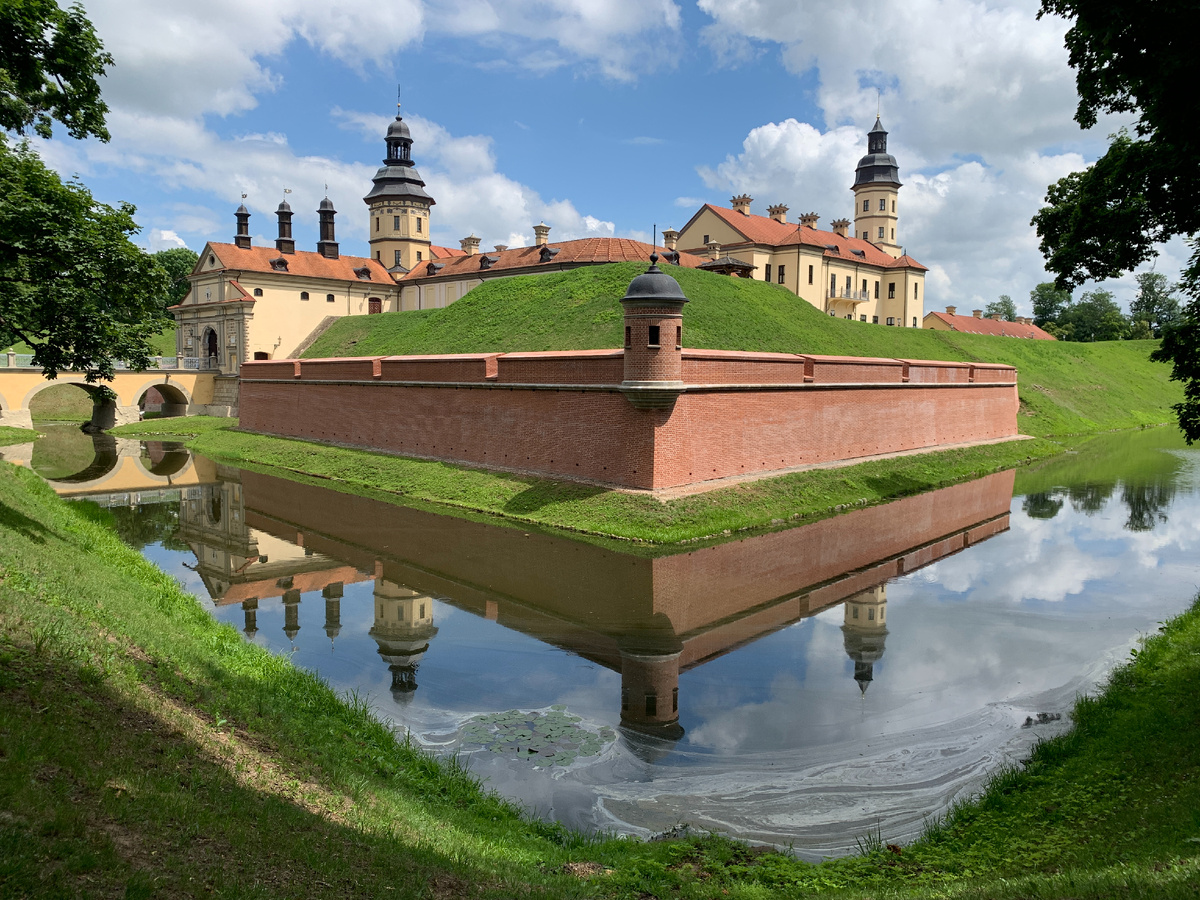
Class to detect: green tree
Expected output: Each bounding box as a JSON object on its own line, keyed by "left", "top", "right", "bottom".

{"left": 1031, "top": 282, "right": 1071, "bottom": 328}
{"left": 0, "top": 141, "right": 170, "bottom": 381}
{"left": 1032, "top": 0, "right": 1200, "bottom": 440}
{"left": 152, "top": 247, "right": 198, "bottom": 312}
{"left": 1059, "top": 289, "right": 1128, "bottom": 342}
{"left": 1128, "top": 272, "right": 1180, "bottom": 338}
{"left": 0, "top": 0, "right": 112, "bottom": 141}
{"left": 984, "top": 295, "right": 1017, "bottom": 321}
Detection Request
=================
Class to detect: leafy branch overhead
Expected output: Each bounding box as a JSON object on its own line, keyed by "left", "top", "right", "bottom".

{"left": 0, "top": 0, "right": 112, "bottom": 142}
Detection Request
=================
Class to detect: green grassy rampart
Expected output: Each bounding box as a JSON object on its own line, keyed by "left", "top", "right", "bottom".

{"left": 304, "top": 263, "right": 1179, "bottom": 439}
{"left": 2, "top": 459, "right": 1198, "bottom": 898}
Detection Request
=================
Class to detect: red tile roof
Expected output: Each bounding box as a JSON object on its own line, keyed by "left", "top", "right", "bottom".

{"left": 925, "top": 311, "right": 1056, "bottom": 340}
{"left": 430, "top": 245, "right": 467, "bottom": 258}
{"left": 204, "top": 243, "right": 395, "bottom": 283}
{"left": 687, "top": 205, "right": 927, "bottom": 271}
{"left": 400, "top": 237, "right": 706, "bottom": 282}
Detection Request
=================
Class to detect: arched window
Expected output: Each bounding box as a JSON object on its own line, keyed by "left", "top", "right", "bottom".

{"left": 300, "top": 291, "right": 309, "bottom": 300}
{"left": 253, "top": 288, "right": 263, "bottom": 297}
{"left": 326, "top": 293, "right": 335, "bottom": 303}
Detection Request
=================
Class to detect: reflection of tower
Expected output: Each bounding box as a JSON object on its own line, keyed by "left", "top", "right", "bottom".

{"left": 323, "top": 582, "right": 343, "bottom": 648}
{"left": 282, "top": 588, "right": 301, "bottom": 642}
{"left": 368, "top": 580, "right": 438, "bottom": 704}
{"left": 617, "top": 616, "right": 685, "bottom": 760}
{"left": 242, "top": 598, "right": 258, "bottom": 638}
{"left": 841, "top": 586, "right": 889, "bottom": 695}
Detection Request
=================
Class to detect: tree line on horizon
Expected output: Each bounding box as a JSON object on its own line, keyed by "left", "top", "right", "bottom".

{"left": 981, "top": 272, "right": 1181, "bottom": 342}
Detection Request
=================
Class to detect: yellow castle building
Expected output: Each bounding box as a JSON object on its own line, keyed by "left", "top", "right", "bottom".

{"left": 171, "top": 111, "right": 928, "bottom": 376}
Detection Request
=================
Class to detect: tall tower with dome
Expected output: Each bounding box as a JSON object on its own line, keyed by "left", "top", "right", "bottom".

{"left": 363, "top": 105, "right": 436, "bottom": 273}
{"left": 851, "top": 117, "right": 903, "bottom": 258}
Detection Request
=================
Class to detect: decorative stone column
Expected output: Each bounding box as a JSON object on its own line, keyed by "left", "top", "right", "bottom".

{"left": 619, "top": 254, "right": 688, "bottom": 410}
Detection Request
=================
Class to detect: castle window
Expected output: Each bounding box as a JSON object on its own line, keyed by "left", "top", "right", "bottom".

{"left": 913, "top": 317, "right": 918, "bottom": 327}
{"left": 830, "top": 274, "right": 836, "bottom": 295}
{"left": 892, "top": 200, "right": 896, "bottom": 212}
{"left": 868, "top": 607, "right": 875, "bottom": 620}
{"left": 888, "top": 282, "right": 896, "bottom": 299}
{"left": 648, "top": 325, "right": 660, "bottom": 347}
{"left": 624, "top": 325, "right": 631, "bottom": 348}
{"left": 253, "top": 288, "right": 263, "bottom": 297}
{"left": 874, "top": 281, "right": 879, "bottom": 299}
{"left": 879, "top": 198, "right": 886, "bottom": 211}
{"left": 672, "top": 688, "right": 679, "bottom": 713}
{"left": 416, "top": 218, "right": 422, "bottom": 233}
{"left": 860, "top": 314, "right": 867, "bottom": 322}
{"left": 375, "top": 217, "right": 380, "bottom": 232}
{"left": 808, "top": 265, "right": 813, "bottom": 284}
{"left": 702, "top": 234, "right": 709, "bottom": 244}
{"left": 764, "top": 263, "right": 772, "bottom": 282}
{"left": 878, "top": 226, "right": 885, "bottom": 240}
{"left": 416, "top": 251, "right": 423, "bottom": 262}
{"left": 872, "top": 316, "right": 879, "bottom": 324}
{"left": 914, "top": 283, "right": 919, "bottom": 300}
{"left": 254, "top": 351, "right": 268, "bottom": 360}
{"left": 375, "top": 251, "right": 381, "bottom": 260}
{"left": 621, "top": 689, "right": 629, "bottom": 712}
{"left": 887, "top": 316, "right": 895, "bottom": 326}
{"left": 891, "top": 228, "right": 895, "bottom": 240}
{"left": 393, "top": 215, "right": 400, "bottom": 231}
{"left": 862, "top": 199, "right": 869, "bottom": 212}
{"left": 845, "top": 275, "right": 851, "bottom": 292}
{"left": 645, "top": 694, "right": 657, "bottom": 716}
{"left": 862, "top": 279, "right": 868, "bottom": 295}
{"left": 852, "top": 606, "right": 859, "bottom": 619}
{"left": 777, "top": 264, "right": 785, "bottom": 284}
{"left": 300, "top": 291, "right": 309, "bottom": 300}
{"left": 675, "top": 325, "right": 682, "bottom": 350}
{"left": 393, "top": 250, "right": 402, "bottom": 267}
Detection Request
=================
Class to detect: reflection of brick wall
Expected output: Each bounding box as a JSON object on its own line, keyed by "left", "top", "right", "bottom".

{"left": 240, "top": 350, "right": 1017, "bottom": 491}
{"left": 142, "top": 387, "right": 164, "bottom": 412}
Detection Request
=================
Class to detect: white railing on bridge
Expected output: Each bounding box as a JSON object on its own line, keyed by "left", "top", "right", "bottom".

{"left": 2, "top": 352, "right": 214, "bottom": 371}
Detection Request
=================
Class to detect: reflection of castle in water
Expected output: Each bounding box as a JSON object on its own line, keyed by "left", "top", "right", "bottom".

{"left": 168, "top": 462, "right": 1014, "bottom": 751}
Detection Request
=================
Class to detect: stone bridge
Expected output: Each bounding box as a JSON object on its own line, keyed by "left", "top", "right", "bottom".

{"left": 0, "top": 356, "right": 233, "bottom": 430}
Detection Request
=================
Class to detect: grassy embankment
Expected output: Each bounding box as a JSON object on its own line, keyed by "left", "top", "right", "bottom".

{"left": 118, "top": 264, "right": 1178, "bottom": 543}
{"left": 2, "top": 461, "right": 1199, "bottom": 898}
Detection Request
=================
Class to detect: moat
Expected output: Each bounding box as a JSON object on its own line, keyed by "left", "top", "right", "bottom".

{"left": 8, "top": 424, "right": 1199, "bottom": 859}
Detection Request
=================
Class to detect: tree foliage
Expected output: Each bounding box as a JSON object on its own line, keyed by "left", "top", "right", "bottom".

{"left": 0, "top": 141, "right": 170, "bottom": 381}
{"left": 984, "top": 295, "right": 1017, "bottom": 322}
{"left": 152, "top": 247, "right": 198, "bottom": 312}
{"left": 1031, "top": 282, "right": 1071, "bottom": 328}
{"left": 1034, "top": 0, "right": 1200, "bottom": 440}
{"left": 1129, "top": 272, "right": 1180, "bottom": 338}
{"left": 0, "top": 0, "right": 112, "bottom": 142}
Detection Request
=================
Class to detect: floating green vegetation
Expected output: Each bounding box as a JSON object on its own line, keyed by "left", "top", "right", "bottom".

{"left": 458, "top": 706, "right": 615, "bottom": 767}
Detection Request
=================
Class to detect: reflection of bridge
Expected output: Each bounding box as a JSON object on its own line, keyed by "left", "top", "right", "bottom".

{"left": 177, "top": 465, "right": 1014, "bottom": 750}
{"left": 0, "top": 363, "right": 230, "bottom": 429}
{"left": 0, "top": 433, "right": 219, "bottom": 497}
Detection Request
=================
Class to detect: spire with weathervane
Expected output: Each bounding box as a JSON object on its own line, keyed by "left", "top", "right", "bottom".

{"left": 363, "top": 88, "right": 435, "bottom": 274}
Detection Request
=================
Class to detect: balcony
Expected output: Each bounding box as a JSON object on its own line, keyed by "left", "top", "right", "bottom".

{"left": 825, "top": 288, "right": 871, "bottom": 303}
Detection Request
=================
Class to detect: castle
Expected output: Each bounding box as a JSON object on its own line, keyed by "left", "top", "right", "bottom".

{"left": 172, "top": 111, "right": 927, "bottom": 374}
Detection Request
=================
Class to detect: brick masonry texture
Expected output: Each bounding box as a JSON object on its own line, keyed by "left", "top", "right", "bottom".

{"left": 239, "top": 349, "right": 1018, "bottom": 491}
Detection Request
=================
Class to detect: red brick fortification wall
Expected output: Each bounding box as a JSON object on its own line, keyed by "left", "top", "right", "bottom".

{"left": 238, "top": 350, "right": 1018, "bottom": 491}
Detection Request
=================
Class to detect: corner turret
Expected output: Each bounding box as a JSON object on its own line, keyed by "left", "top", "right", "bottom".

{"left": 363, "top": 102, "right": 435, "bottom": 272}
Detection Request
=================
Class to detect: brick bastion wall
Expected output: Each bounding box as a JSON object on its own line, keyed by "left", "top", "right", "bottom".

{"left": 238, "top": 346, "right": 1018, "bottom": 492}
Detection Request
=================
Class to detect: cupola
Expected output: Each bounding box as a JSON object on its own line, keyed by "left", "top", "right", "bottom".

{"left": 619, "top": 254, "right": 689, "bottom": 410}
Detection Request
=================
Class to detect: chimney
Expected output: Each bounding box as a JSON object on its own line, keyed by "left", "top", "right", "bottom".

{"left": 831, "top": 218, "right": 850, "bottom": 238}
{"left": 460, "top": 234, "right": 481, "bottom": 256}
{"left": 493, "top": 244, "right": 508, "bottom": 253}
{"left": 731, "top": 194, "right": 752, "bottom": 216}
{"left": 945, "top": 305, "right": 957, "bottom": 316}
{"left": 706, "top": 240, "right": 721, "bottom": 261}
{"left": 275, "top": 200, "right": 295, "bottom": 254}
{"left": 988, "top": 314, "right": 1002, "bottom": 321}
{"left": 799, "top": 212, "right": 819, "bottom": 229}
{"left": 767, "top": 203, "right": 789, "bottom": 224}
{"left": 972, "top": 309, "right": 983, "bottom": 318}
{"left": 661, "top": 229, "right": 679, "bottom": 251}
{"left": 234, "top": 204, "right": 252, "bottom": 249}
{"left": 533, "top": 222, "right": 551, "bottom": 246}
{"left": 316, "top": 198, "right": 338, "bottom": 259}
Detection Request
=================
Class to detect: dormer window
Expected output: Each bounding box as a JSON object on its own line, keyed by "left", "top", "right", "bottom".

{"left": 270, "top": 257, "right": 288, "bottom": 271}
{"left": 479, "top": 255, "right": 499, "bottom": 270}
{"left": 426, "top": 261, "right": 444, "bottom": 276}
{"left": 539, "top": 246, "right": 560, "bottom": 263}
{"left": 354, "top": 266, "right": 372, "bottom": 280}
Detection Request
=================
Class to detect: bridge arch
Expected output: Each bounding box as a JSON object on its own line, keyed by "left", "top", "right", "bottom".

{"left": 130, "top": 379, "right": 192, "bottom": 417}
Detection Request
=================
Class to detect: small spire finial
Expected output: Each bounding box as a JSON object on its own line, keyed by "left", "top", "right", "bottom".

{"left": 396, "top": 84, "right": 402, "bottom": 115}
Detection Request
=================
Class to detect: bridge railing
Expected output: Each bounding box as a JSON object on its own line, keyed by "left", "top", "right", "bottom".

{"left": 2, "top": 352, "right": 211, "bottom": 371}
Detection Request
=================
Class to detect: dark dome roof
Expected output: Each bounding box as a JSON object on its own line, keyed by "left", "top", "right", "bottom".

{"left": 318, "top": 197, "right": 335, "bottom": 211}
{"left": 276, "top": 199, "right": 292, "bottom": 213}
{"left": 621, "top": 255, "right": 689, "bottom": 306}
{"left": 387, "top": 116, "right": 411, "bottom": 140}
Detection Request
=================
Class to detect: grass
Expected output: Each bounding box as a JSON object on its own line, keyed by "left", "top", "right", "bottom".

{"left": 303, "top": 262, "right": 1181, "bottom": 439}
{"left": 0, "top": 426, "right": 37, "bottom": 446}
{"left": 2, "top": 458, "right": 1199, "bottom": 898}
{"left": 113, "top": 417, "right": 1058, "bottom": 547}
{"left": 28, "top": 382, "right": 96, "bottom": 422}
{"left": 6, "top": 325, "right": 177, "bottom": 360}
{"left": 111, "top": 415, "right": 235, "bottom": 437}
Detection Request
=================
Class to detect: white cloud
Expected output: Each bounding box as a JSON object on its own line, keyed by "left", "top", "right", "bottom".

{"left": 148, "top": 228, "right": 188, "bottom": 251}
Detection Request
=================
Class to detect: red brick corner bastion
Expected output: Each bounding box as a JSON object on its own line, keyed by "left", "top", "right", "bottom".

{"left": 238, "top": 260, "right": 1019, "bottom": 492}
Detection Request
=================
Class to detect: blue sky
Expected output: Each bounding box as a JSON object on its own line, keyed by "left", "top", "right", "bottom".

{"left": 33, "top": 0, "right": 1187, "bottom": 316}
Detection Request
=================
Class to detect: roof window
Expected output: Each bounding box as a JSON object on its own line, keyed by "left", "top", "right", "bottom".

{"left": 539, "top": 246, "right": 560, "bottom": 263}
{"left": 426, "top": 261, "right": 444, "bottom": 276}
{"left": 269, "top": 257, "right": 288, "bottom": 271}
{"left": 851, "top": 249, "right": 865, "bottom": 258}
{"left": 479, "top": 255, "right": 499, "bottom": 270}
{"left": 354, "top": 266, "right": 372, "bottom": 280}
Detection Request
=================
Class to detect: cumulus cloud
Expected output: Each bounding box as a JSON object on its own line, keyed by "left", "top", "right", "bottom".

{"left": 147, "top": 228, "right": 188, "bottom": 252}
